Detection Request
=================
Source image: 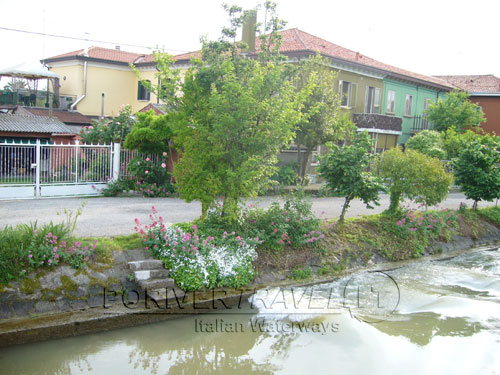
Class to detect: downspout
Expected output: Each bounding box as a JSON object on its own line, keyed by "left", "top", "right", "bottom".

{"left": 70, "top": 60, "right": 87, "bottom": 111}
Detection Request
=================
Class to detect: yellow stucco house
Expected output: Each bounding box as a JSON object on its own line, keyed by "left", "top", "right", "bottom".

{"left": 41, "top": 47, "right": 191, "bottom": 117}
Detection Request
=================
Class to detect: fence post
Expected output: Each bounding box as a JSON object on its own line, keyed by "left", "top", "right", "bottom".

{"left": 112, "top": 143, "right": 121, "bottom": 181}
{"left": 75, "top": 139, "right": 79, "bottom": 184}
{"left": 35, "top": 139, "right": 40, "bottom": 199}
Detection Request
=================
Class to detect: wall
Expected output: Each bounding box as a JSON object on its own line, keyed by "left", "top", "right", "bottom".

{"left": 49, "top": 62, "right": 161, "bottom": 117}
{"left": 382, "top": 78, "right": 446, "bottom": 144}
{"left": 470, "top": 96, "right": 500, "bottom": 135}
{"left": 335, "top": 70, "right": 384, "bottom": 114}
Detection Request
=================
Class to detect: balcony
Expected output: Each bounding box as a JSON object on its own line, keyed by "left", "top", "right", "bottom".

{"left": 352, "top": 113, "right": 402, "bottom": 133}
{"left": 0, "top": 90, "right": 76, "bottom": 110}
{"left": 411, "top": 115, "right": 433, "bottom": 133}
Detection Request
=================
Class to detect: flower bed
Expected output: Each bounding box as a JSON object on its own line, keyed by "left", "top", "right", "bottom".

{"left": 135, "top": 210, "right": 257, "bottom": 291}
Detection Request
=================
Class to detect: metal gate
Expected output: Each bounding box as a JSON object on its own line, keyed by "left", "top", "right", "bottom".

{"left": 0, "top": 140, "right": 117, "bottom": 199}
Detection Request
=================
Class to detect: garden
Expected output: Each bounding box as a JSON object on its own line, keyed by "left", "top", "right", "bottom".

{"left": 2, "top": 2, "right": 500, "bottom": 298}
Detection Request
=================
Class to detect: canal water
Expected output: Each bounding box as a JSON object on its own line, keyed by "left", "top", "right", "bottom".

{"left": 1, "top": 247, "right": 499, "bottom": 374}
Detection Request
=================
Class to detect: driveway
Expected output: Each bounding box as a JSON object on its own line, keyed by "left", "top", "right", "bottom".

{"left": 0, "top": 193, "right": 496, "bottom": 237}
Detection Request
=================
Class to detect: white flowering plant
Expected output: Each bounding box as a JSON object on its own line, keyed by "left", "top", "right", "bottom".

{"left": 134, "top": 207, "right": 258, "bottom": 291}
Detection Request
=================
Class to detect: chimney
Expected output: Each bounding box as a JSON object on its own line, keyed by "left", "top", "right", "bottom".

{"left": 115, "top": 45, "right": 121, "bottom": 51}
{"left": 242, "top": 10, "right": 257, "bottom": 52}
{"left": 355, "top": 52, "right": 360, "bottom": 61}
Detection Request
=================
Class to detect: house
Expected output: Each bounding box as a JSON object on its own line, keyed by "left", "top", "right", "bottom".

{"left": 0, "top": 105, "right": 92, "bottom": 135}
{"left": 434, "top": 75, "right": 500, "bottom": 135}
{"left": 41, "top": 47, "right": 165, "bottom": 117}
{"left": 41, "top": 28, "right": 454, "bottom": 180}
{"left": 0, "top": 113, "right": 78, "bottom": 144}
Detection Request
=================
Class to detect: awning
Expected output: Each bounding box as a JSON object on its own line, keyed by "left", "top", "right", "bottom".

{"left": 0, "top": 62, "right": 60, "bottom": 80}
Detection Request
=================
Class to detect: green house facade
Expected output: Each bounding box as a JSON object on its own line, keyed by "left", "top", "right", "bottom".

{"left": 382, "top": 78, "right": 448, "bottom": 144}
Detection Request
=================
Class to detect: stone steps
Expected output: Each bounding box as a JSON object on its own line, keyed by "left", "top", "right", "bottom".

{"left": 127, "top": 259, "right": 180, "bottom": 302}
{"left": 128, "top": 259, "right": 164, "bottom": 271}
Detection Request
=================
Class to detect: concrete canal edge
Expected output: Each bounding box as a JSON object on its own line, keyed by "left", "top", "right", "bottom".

{"left": 1, "top": 229, "right": 500, "bottom": 348}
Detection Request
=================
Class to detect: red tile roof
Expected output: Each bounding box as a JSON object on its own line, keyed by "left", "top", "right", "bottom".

{"left": 44, "top": 46, "right": 145, "bottom": 64}
{"left": 434, "top": 75, "right": 500, "bottom": 93}
{"left": 23, "top": 108, "right": 92, "bottom": 125}
{"left": 43, "top": 29, "right": 453, "bottom": 90}
{"left": 262, "top": 29, "right": 452, "bottom": 89}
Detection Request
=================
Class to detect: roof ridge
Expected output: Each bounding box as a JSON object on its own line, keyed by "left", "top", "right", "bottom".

{"left": 292, "top": 28, "right": 308, "bottom": 50}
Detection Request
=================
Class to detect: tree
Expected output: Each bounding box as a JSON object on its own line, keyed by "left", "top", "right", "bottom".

{"left": 405, "top": 130, "right": 446, "bottom": 160}
{"left": 124, "top": 110, "right": 173, "bottom": 154}
{"left": 426, "top": 89, "right": 485, "bottom": 132}
{"left": 376, "top": 147, "right": 453, "bottom": 213}
{"left": 292, "top": 54, "right": 349, "bottom": 184}
{"left": 453, "top": 134, "right": 500, "bottom": 209}
{"left": 442, "top": 126, "right": 484, "bottom": 160}
{"left": 171, "top": 3, "right": 302, "bottom": 219}
{"left": 318, "top": 131, "right": 385, "bottom": 222}
{"left": 80, "top": 105, "right": 134, "bottom": 145}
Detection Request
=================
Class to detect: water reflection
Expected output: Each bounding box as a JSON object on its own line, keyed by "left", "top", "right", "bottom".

{"left": 1, "top": 249, "right": 500, "bottom": 374}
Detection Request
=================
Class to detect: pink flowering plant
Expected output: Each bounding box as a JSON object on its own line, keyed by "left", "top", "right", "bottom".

{"left": 80, "top": 105, "right": 134, "bottom": 145}
{"left": 127, "top": 153, "right": 174, "bottom": 197}
{"left": 196, "top": 191, "right": 323, "bottom": 251}
{"left": 134, "top": 207, "right": 258, "bottom": 291}
{"left": 382, "top": 204, "right": 458, "bottom": 257}
{"left": 0, "top": 221, "right": 98, "bottom": 284}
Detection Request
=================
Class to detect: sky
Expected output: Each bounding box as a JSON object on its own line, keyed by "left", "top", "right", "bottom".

{"left": 1, "top": 0, "right": 499, "bottom": 88}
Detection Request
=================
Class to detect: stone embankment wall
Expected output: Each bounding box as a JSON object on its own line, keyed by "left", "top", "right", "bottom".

{"left": 0, "top": 250, "right": 149, "bottom": 319}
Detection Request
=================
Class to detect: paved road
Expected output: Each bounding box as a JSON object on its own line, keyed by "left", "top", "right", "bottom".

{"left": 0, "top": 193, "right": 496, "bottom": 237}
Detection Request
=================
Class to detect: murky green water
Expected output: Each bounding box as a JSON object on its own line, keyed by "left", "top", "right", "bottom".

{"left": 1, "top": 248, "right": 500, "bottom": 374}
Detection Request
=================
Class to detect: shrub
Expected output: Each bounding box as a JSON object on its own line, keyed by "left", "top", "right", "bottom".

{"left": 453, "top": 134, "right": 500, "bottom": 209}
{"left": 376, "top": 147, "right": 453, "bottom": 213}
{"left": 80, "top": 105, "right": 134, "bottom": 145}
{"left": 405, "top": 130, "right": 446, "bottom": 160}
{"left": 194, "top": 191, "right": 323, "bottom": 251}
{"left": 381, "top": 205, "right": 458, "bottom": 258}
{"left": 0, "top": 221, "right": 97, "bottom": 284}
{"left": 271, "top": 163, "right": 299, "bottom": 186}
{"left": 127, "top": 153, "right": 175, "bottom": 197}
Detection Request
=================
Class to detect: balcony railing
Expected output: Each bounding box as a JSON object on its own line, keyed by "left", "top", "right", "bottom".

{"left": 411, "top": 115, "right": 433, "bottom": 133}
{"left": 0, "top": 90, "right": 76, "bottom": 110}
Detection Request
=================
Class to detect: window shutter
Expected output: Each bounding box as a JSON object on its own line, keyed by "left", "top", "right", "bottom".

{"left": 137, "top": 82, "right": 142, "bottom": 100}
{"left": 338, "top": 80, "right": 343, "bottom": 94}
{"left": 350, "top": 83, "right": 357, "bottom": 108}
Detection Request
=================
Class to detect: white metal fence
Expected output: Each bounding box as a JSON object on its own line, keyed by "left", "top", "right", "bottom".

{"left": 0, "top": 140, "right": 165, "bottom": 199}
{"left": 0, "top": 140, "right": 118, "bottom": 199}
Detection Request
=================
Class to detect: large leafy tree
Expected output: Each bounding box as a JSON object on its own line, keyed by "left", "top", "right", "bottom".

{"left": 453, "top": 134, "right": 500, "bottom": 209}
{"left": 292, "top": 54, "right": 348, "bottom": 184}
{"left": 376, "top": 147, "right": 453, "bottom": 213}
{"left": 171, "top": 3, "right": 302, "bottom": 219}
{"left": 426, "top": 89, "right": 485, "bottom": 132}
{"left": 318, "top": 131, "right": 385, "bottom": 222}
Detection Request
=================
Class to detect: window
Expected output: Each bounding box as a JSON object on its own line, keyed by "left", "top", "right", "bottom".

{"left": 137, "top": 80, "right": 151, "bottom": 101}
{"left": 339, "top": 80, "right": 355, "bottom": 108}
{"left": 405, "top": 94, "right": 413, "bottom": 116}
{"left": 386, "top": 90, "right": 396, "bottom": 114}
{"left": 365, "top": 86, "right": 381, "bottom": 114}
{"left": 374, "top": 87, "right": 381, "bottom": 113}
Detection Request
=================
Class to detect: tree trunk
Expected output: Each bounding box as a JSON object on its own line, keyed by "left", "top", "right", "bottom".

{"left": 388, "top": 190, "right": 401, "bottom": 213}
{"left": 299, "top": 148, "right": 313, "bottom": 185}
{"left": 201, "top": 201, "right": 210, "bottom": 219}
{"left": 339, "top": 197, "right": 351, "bottom": 223}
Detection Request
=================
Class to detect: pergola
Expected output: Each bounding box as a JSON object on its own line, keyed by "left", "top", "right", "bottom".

{"left": 0, "top": 62, "right": 60, "bottom": 115}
